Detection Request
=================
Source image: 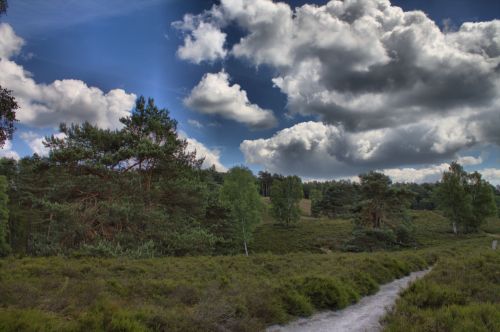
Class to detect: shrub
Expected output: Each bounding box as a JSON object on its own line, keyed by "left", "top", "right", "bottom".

{"left": 280, "top": 289, "right": 314, "bottom": 317}
{"left": 292, "top": 276, "right": 359, "bottom": 310}
{"left": 343, "top": 228, "right": 398, "bottom": 252}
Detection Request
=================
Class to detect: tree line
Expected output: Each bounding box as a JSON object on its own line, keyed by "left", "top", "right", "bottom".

{"left": 0, "top": 96, "right": 498, "bottom": 257}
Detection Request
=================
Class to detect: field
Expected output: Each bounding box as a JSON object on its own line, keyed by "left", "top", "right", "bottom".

{"left": 1, "top": 206, "right": 499, "bottom": 331}
{"left": 384, "top": 245, "right": 500, "bottom": 331}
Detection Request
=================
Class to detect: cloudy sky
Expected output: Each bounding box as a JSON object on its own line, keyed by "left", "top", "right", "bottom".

{"left": 1, "top": 0, "right": 500, "bottom": 183}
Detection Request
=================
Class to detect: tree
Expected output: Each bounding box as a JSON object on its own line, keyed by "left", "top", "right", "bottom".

{"left": 436, "top": 162, "right": 496, "bottom": 233}
{"left": 11, "top": 97, "right": 217, "bottom": 256}
{"left": 0, "top": 0, "right": 7, "bottom": 14}
{"left": 466, "top": 171, "right": 496, "bottom": 231}
{"left": 0, "top": 87, "right": 19, "bottom": 148}
{"left": 270, "top": 175, "right": 303, "bottom": 226}
{"left": 310, "top": 188, "right": 323, "bottom": 217}
{"left": 357, "top": 172, "right": 413, "bottom": 228}
{"left": 258, "top": 171, "right": 273, "bottom": 197}
{"left": 319, "top": 181, "right": 360, "bottom": 218}
{"left": 0, "top": 175, "right": 10, "bottom": 256}
{"left": 220, "top": 167, "right": 261, "bottom": 255}
{"left": 0, "top": 1, "right": 19, "bottom": 148}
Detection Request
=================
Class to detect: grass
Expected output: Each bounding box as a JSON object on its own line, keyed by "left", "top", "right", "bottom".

{"left": 383, "top": 242, "right": 500, "bottom": 331}
{"left": 1, "top": 209, "right": 498, "bottom": 331}
{"left": 252, "top": 209, "right": 468, "bottom": 254}
{"left": 0, "top": 249, "right": 435, "bottom": 331}
{"left": 252, "top": 218, "right": 353, "bottom": 254}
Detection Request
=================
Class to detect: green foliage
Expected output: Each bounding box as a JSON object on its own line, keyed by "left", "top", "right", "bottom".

{"left": 0, "top": 0, "right": 7, "bottom": 15}
{"left": 270, "top": 176, "right": 303, "bottom": 226}
{"left": 305, "top": 180, "right": 360, "bottom": 218}
{"left": 309, "top": 189, "right": 323, "bottom": 217}
{"left": 357, "top": 172, "right": 414, "bottom": 228}
{"left": 0, "top": 175, "right": 10, "bottom": 256}
{"left": 344, "top": 228, "right": 398, "bottom": 252}
{"left": 436, "top": 162, "right": 497, "bottom": 233}
{"left": 290, "top": 276, "right": 359, "bottom": 310}
{"left": 280, "top": 289, "right": 314, "bottom": 316}
{"left": 253, "top": 216, "right": 353, "bottom": 254}
{"left": 0, "top": 86, "right": 18, "bottom": 148}
{"left": 1, "top": 97, "right": 232, "bottom": 257}
{"left": 220, "top": 167, "right": 262, "bottom": 255}
{"left": 384, "top": 249, "right": 500, "bottom": 331}
{"left": 0, "top": 246, "right": 436, "bottom": 331}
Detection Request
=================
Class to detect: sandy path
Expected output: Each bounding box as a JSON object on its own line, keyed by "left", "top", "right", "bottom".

{"left": 267, "top": 268, "right": 431, "bottom": 332}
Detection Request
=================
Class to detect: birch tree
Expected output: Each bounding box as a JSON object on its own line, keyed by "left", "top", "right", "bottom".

{"left": 220, "top": 167, "right": 261, "bottom": 255}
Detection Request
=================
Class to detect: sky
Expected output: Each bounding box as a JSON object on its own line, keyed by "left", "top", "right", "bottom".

{"left": 0, "top": 0, "right": 499, "bottom": 184}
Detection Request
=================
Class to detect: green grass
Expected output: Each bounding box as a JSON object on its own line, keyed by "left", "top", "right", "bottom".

{"left": 1, "top": 210, "right": 498, "bottom": 331}
{"left": 252, "top": 218, "right": 353, "bottom": 254}
{"left": 481, "top": 217, "right": 500, "bottom": 234}
{"left": 0, "top": 249, "right": 436, "bottom": 331}
{"left": 383, "top": 242, "right": 500, "bottom": 331}
{"left": 252, "top": 209, "right": 472, "bottom": 254}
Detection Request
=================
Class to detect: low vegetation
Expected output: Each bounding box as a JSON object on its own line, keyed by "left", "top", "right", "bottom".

{"left": 0, "top": 248, "right": 433, "bottom": 332}
{"left": 384, "top": 241, "right": 500, "bottom": 331}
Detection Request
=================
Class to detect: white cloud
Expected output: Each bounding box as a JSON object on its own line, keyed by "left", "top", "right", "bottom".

{"left": 0, "top": 140, "right": 20, "bottom": 160}
{"left": 383, "top": 164, "right": 500, "bottom": 185}
{"left": 184, "top": 71, "right": 277, "bottom": 129}
{"left": 178, "top": 0, "right": 500, "bottom": 176}
{"left": 479, "top": 168, "right": 500, "bottom": 185}
{"left": 176, "top": 21, "right": 227, "bottom": 64}
{"left": 0, "top": 24, "right": 136, "bottom": 129}
{"left": 457, "top": 155, "right": 483, "bottom": 166}
{"left": 184, "top": 136, "right": 227, "bottom": 172}
{"left": 0, "top": 23, "right": 24, "bottom": 59}
{"left": 20, "top": 131, "right": 67, "bottom": 156}
{"left": 382, "top": 164, "right": 450, "bottom": 183}
{"left": 240, "top": 120, "right": 479, "bottom": 178}
{"left": 187, "top": 119, "right": 203, "bottom": 128}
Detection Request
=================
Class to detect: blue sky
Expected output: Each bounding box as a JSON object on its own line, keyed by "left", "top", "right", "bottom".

{"left": 1, "top": 0, "right": 499, "bottom": 183}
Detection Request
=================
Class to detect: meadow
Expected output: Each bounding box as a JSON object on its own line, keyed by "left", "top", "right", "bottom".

{"left": 1, "top": 207, "right": 499, "bottom": 332}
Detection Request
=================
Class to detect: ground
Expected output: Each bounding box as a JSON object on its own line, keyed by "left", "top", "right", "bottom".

{"left": 0, "top": 201, "right": 499, "bottom": 332}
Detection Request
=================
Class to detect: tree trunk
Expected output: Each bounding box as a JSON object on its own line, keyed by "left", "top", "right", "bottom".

{"left": 242, "top": 221, "right": 249, "bottom": 256}
{"left": 244, "top": 240, "right": 249, "bottom": 256}
{"left": 452, "top": 222, "right": 457, "bottom": 235}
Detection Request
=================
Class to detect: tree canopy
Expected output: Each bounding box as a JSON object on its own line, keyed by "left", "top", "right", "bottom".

{"left": 220, "top": 167, "right": 262, "bottom": 255}
{"left": 436, "top": 162, "right": 497, "bottom": 233}
{"left": 270, "top": 175, "right": 303, "bottom": 226}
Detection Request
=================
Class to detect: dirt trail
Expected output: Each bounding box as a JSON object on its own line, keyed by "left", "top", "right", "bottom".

{"left": 267, "top": 268, "right": 432, "bottom": 332}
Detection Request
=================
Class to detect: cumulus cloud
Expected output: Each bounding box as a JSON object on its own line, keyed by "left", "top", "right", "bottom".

{"left": 457, "top": 155, "right": 483, "bottom": 166}
{"left": 20, "top": 131, "right": 66, "bottom": 156}
{"left": 175, "top": 21, "right": 227, "bottom": 64}
{"left": 0, "top": 140, "right": 19, "bottom": 160}
{"left": 0, "top": 23, "right": 24, "bottom": 59}
{"left": 480, "top": 168, "right": 500, "bottom": 185}
{"left": 383, "top": 164, "right": 500, "bottom": 185}
{"left": 184, "top": 136, "right": 227, "bottom": 172}
{"left": 184, "top": 71, "right": 277, "bottom": 129}
{"left": 382, "top": 163, "right": 450, "bottom": 183}
{"left": 241, "top": 120, "right": 480, "bottom": 178}
{"left": 178, "top": 0, "right": 500, "bottom": 176}
{"left": 0, "top": 24, "right": 136, "bottom": 129}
